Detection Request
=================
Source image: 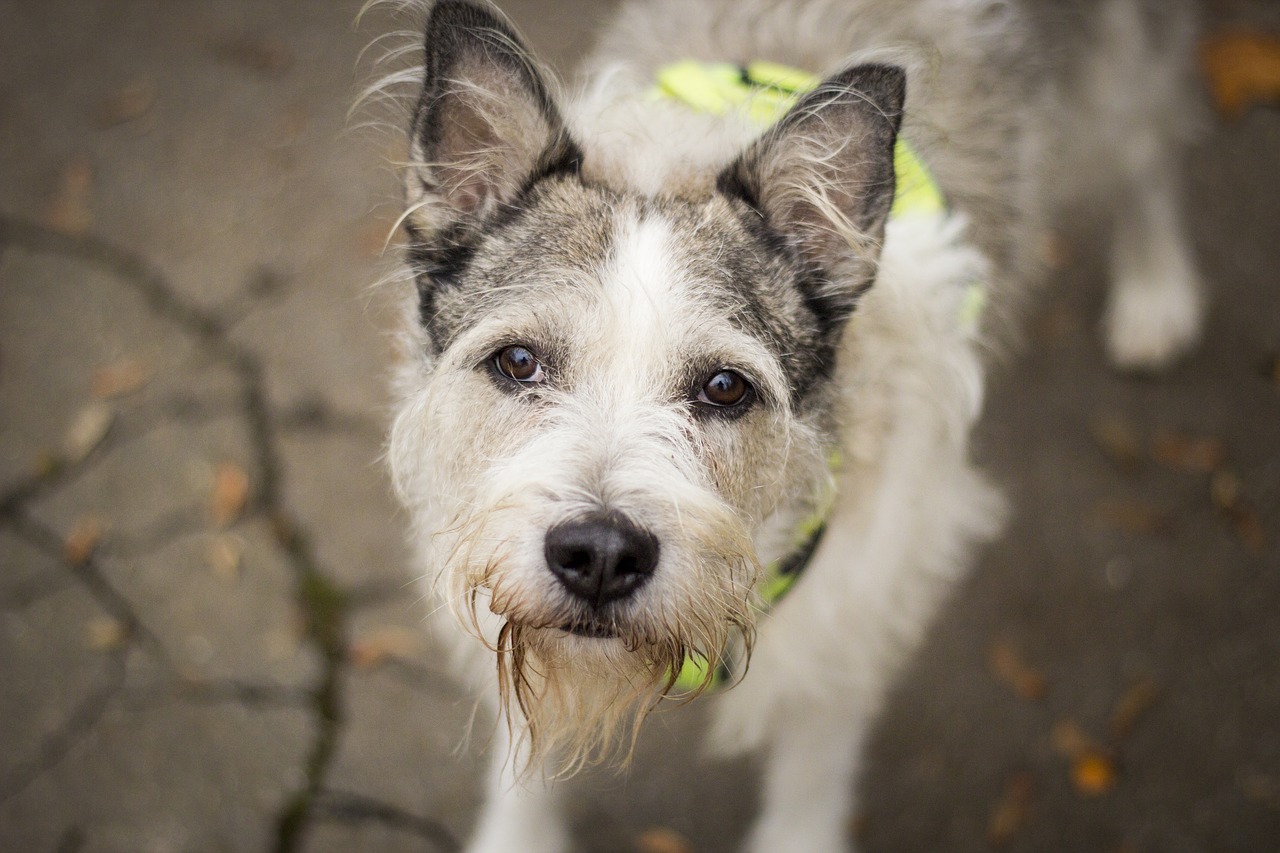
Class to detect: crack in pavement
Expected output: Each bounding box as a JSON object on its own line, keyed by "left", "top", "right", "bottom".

{"left": 0, "top": 649, "right": 127, "bottom": 806}
{"left": 0, "top": 512, "right": 312, "bottom": 805}
{"left": 2, "top": 508, "right": 325, "bottom": 812}
{"left": 122, "top": 679, "right": 315, "bottom": 712}
{"left": 0, "top": 509, "right": 178, "bottom": 806}
{"left": 312, "top": 789, "right": 460, "bottom": 852}
{"left": 5, "top": 510, "right": 174, "bottom": 665}
{"left": 0, "top": 383, "right": 240, "bottom": 528}
{"left": 0, "top": 573, "right": 76, "bottom": 612}
{"left": 0, "top": 217, "right": 358, "bottom": 852}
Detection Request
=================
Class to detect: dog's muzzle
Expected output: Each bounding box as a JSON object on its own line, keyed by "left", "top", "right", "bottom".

{"left": 544, "top": 512, "right": 658, "bottom": 616}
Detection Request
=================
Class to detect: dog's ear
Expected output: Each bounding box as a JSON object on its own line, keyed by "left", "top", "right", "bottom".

{"left": 406, "top": 1, "right": 579, "bottom": 240}
{"left": 717, "top": 64, "right": 905, "bottom": 318}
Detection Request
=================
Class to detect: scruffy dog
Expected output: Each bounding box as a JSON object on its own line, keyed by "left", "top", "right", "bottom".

{"left": 383, "top": 0, "right": 1202, "bottom": 849}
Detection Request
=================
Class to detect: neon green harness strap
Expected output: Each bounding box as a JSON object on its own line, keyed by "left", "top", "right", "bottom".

{"left": 652, "top": 60, "right": 945, "bottom": 220}
{"left": 672, "top": 448, "right": 842, "bottom": 694}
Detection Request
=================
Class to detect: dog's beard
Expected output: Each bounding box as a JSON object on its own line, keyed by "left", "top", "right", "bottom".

{"left": 445, "top": 497, "right": 760, "bottom": 776}
{"left": 494, "top": 624, "right": 686, "bottom": 776}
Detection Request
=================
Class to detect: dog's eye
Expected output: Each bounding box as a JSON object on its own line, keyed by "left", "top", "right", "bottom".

{"left": 697, "top": 369, "right": 753, "bottom": 410}
{"left": 493, "top": 345, "right": 545, "bottom": 384}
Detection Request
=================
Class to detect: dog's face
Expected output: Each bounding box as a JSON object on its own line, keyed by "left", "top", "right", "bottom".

{"left": 388, "top": 1, "right": 903, "bottom": 767}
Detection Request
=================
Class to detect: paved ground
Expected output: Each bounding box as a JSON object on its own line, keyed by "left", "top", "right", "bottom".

{"left": 0, "top": 1, "right": 1277, "bottom": 852}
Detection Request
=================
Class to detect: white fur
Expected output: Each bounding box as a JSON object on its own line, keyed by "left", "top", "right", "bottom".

{"left": 709, "top": 214, "right": 1005, "bottom": 852}
{"left": 1105, "top": 177, "right": 1204, "bottom": 370}
{"left": 443, "top": 207, "right": 1005, "bottom": 853}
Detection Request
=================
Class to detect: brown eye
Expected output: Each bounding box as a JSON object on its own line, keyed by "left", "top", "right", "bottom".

{"left": 697, "top": 369, "right": 752, "bottom": 409}
{"left": 494, "top": 345, "right": 544, "bottom": 384}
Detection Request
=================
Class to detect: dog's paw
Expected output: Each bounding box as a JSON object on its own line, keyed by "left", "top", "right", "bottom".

{"left": 465, "top": 811, "right": 569, "bottom": 853}
{"left": 466, "top": 832, "right": 568, "bottom": 853}
{"left": 1104, "top": 256, "right": 1204, "bottom": 372}
{"left": 742, "top": 821, "right": 854, "bottom": 853}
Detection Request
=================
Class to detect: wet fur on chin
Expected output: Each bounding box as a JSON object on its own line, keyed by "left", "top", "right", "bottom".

{"left": 446, "top": 485, "right": 762, "bottom": 774}
{"left": 489, "top": 627, "right": 706, "bottom": 776}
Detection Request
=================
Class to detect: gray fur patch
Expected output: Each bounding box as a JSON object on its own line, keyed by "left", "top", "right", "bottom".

{"left": 414, "top": 171, "right": 855, "bottom": 409}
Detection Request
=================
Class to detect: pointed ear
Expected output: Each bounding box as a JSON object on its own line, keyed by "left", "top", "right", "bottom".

{"left": 407, "top": 1, "right": 580, "bottom": 239}
{"left": 717, "top": 64, "right": 906, "bottom": 313}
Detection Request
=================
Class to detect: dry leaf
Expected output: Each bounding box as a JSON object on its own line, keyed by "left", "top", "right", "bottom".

{"left": 1051, "top": 719, "right": 1117, "bottom": 796}
{"left": 1210, "top": 471, "right": 1269, "bottom": 553}
{"left": 1071, "top": 751, "right": 1118, "bottom": 796}
{"left": 91, "top": 356, "right": 154, "bottom": 400}
{"left": 85, "top": 616, "right": 128, "bottom": 650}
{"left": 987, "top": 771, "right": 1036, "bottom": 845}
{"left": 987, "top": 640, "right": 1048, "bottom": 701}
{"left": 1238, "top": 771, "right": 1280, "bottom": 808}
{"left": 634, "top": 827, "right": 694, "bottom": 853}
{"left": 42, "top": 155, "right": 94, "bottom": 235}
{"left": 1210, "top": 470, "right": 1243, "bottom": 511}
{"left": 1230, "top": 509, "right": 1269, "bottom": 554}
{"left": 206, "top": 535, "right": 243, "bottom": 582}
{"left": 1151, "top": 431, "right": 1226, "bottom": 473}
{"left": 213, "top": 35, "right": 293, "bottom": 75}
{"left": 1110, "top": 678, "right": 1162, "bottom": 739}
{"left": 211, "top": 461, "right": 250, "bottom": 526}
{"left": 95, "top": 79, "right": 156, "bottom": 127}
{"left": 1264, "top": 353, "right": 1280, "bottom": 387}
{"left": 348, "top": 627, "right": 418, "bottom": 669}
{"left": 1090, "top": 414, "right": 1144, "bottom": 473}
{"left": 64, "top": 515, "right": 106, "bottom": 566}
{"left": 63, "top": 401, "right": 115, "bottom": 463}
{"left": 1050, "top": 718, "right": 1104, "bottom": 760}
{"left": 1092, "top": 500, "right": 1171, "bottom": 536}
{"left": 1200, "top": 30, "right": 1280, "bottom": 119}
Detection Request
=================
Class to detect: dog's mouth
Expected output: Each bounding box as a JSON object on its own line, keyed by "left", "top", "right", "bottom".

{"left": 559, "top": 619, "right": 620, "bottom": 639}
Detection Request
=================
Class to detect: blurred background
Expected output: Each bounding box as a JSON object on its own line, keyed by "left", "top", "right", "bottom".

{"left": 0, "top": 1, "right": 1277, "bottom": 851}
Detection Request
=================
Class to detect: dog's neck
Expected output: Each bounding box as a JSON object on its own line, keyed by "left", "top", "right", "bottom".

{"left": 673, "top": 447, "right": 842, "bottom": 693}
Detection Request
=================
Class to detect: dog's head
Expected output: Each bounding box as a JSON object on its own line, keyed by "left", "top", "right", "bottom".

{"left": 387, "top": 0, "right": 903, "bottom": 769}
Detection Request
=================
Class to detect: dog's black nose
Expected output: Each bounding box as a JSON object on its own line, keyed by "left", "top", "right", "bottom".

{"left": 544, "top": 513, "right": 659, "bottom": 607}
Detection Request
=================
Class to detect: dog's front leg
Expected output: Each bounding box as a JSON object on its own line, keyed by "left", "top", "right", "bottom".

{"left": 743, "top": 700, "right": 867, "bottom": 853}
{"left": 466, "top": 721, "right": 569, "bottom": 853}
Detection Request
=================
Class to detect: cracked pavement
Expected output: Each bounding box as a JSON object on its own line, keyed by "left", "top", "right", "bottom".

{"left": 1, "top": 1, "right": 1278, "bottom": 852}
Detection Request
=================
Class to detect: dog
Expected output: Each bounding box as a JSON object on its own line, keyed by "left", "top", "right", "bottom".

{"left": 382, "top": 0, "right": 1203, "bottom": 849}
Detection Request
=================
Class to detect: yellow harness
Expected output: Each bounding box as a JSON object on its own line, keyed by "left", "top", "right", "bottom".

{"left": 654, "top": 61, "right": 972, "bottom": 692}
{"left": 652, "top": 60, "right": 945, "bottom": 220}
{"left": 654, "top": 61, "right": 986, "bottom": 335}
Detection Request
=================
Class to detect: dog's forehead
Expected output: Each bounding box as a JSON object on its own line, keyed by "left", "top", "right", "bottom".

{"left": 596, "top": 197, "right": 770, "bottom": 351}
{"left": 450, "top": 179, "right": 809, "bottom": 367}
